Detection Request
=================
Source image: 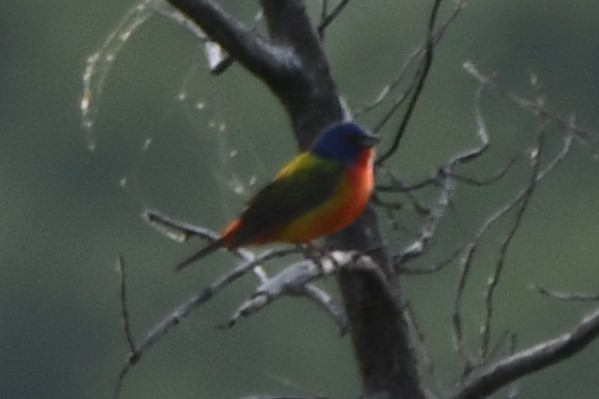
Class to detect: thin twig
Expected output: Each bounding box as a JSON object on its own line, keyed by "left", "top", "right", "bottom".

{"left": 452, "top": 240, "right": 478, "bottom": 378}
{"left": 376, "top": 172, "right": 432, "bottom": 214}
{"left": 464, "top": 61, "right": 597, "bottom": 151}
{"left": 376, "top": 174, "right": 436, "bottom": 193}
{"left": 450, "top": 84, "right": 507, "bottom": 375}
{"left": 485, "top": 329, "right": 512, "bottom": 361}
{"left": 398, "top": 244, "right": 462, "bottom": 275}
{"left": 117, "top": 256, "right": 137, "bottom": 354}
{"left": 144, "top": 209, "right": 219, "bottom": 242}
{"left": 112, "top": 246, "right": 299, "bottom": 399}
{"left": 394, "top": 172, "right": 453, "bottom": 267}
{"left": 113, "top": 256, "right": 140, "bottom": 399}
{"left": 532, "top": 285, "right": 599, "bottom": 302}
{"left": 372, "top": 193, "right": 403, "bottom": 211}
{"left": 395, "top": 84, "right": 491, "bottom": 270}
{"left": 149, "top": 1, "right": 208, "bottom": 41}
{"left": 140, "top": 248, "right": 299, "bottom": 350}
{"left": 450, "top": 155, "right": 519, "bottom": 187}
{"left": 319, "top": 0, "right": 329, "bottom": 31}
{"left": 144, "top": 209, "right": 261, "bottom": 275}
{"left": 479, "top": 122, "right": 548, "bottom": 359}
{"left": 451, "top": 121, "right": 574, "bottom": 378}
{"left": 356, "top": 0, "right": 465, "bottom": 118}
{"left": 376, "top": 0, "right": 443, "bottom": 165}
{"left": 318, "top": 0, "right": 351, "bottom": 37}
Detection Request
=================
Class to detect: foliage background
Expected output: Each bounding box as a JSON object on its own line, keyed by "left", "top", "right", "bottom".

{"left": 2, "top": 1, "right": 599, "bottom": 398}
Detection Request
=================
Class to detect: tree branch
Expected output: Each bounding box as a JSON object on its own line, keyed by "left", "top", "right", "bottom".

{"left": 449, "top": 306, "right": 599, "bottom": 399}
{"left": 223, "top": 251, "right": 376, "bottom": 332}
{"left": 112, "top": 245, "right": 298, "bottom": 399}
{"left": 464, "top": 61, "right": 597, "bottom": 150}
{"left": 394, "top": 83, "right": 491, "bottom": 270}
{"left": 357, "top": 0, "right": 465, "bottom": 122}
{"left": 532, "top": 285, "right": 599, "bottom": 302}
{"left": 376, "top": 0, "right": 443, "bottom": 166}
{"left": 479, "top": 120, "right": 547, "bottom": 359}
{"left": 317, "top": 0, "right": 352, "bottom": 38}
{"left": 164, "top": 0, "right": 299, "bottom": 81}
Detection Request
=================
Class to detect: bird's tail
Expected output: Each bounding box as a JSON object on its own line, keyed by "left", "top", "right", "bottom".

{"left": 175, "top": 239, "right": 224, "bottom": 271}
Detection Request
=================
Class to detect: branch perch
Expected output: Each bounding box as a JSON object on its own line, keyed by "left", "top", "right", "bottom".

{"left": 224, "top": 251, "right": 378, "bottom": 331}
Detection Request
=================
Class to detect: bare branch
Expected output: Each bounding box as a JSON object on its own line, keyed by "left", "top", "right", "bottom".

{"left": 452, "top": 240, "right": 478, "bottom": 376}
{"left": 144, "top": 209, "right": 265, "bottom": 275}
{"left": 153, "top": 4, "right": 264, "bottom": 75}
{"left": 113, "top": 256, "right": 139, "bottom": 399}
{"left": 357, "top": 0, "right": 465, "bottom": 119}
{"left": 165, "top": 0, "right": 299, "bottom": 80}
{"left": 149, "top": 1, "right": 208, "bottom": 41}
{"left": 117, "top": 256, "right": 136, "bottom": 354}
{"left": 319, "top": 0, "right": 329, "bottom": 26}
{"left": 479, "top": 122, "right": 547, "bottom": 359}
{"left": 376, "top": 173, "right": 432, "bottom": 215}
{"left": 318, "top": 0, "right": 352, "bottom": 38}
{"left": 223, "top": 251, "right": 371, "bottom": 330}
{"left": 398, "top": 245, "right": 462, "bottom": 275}
{"left": 394, "top": 172, "right": 453, "bottom": 267}
{"left": 371, "top": 193, "right": 404, "bottom": 211}
{"left": 145, "top": 208, "right": 267, "bottom": 278}
{"left": 376, "top": 0, "right": 443, "bottom": 165}
{"left": 532, "top": 285, "right": 599, "bottom": 302}
{"left": 376, "top": 174, "right": 436, "bottom": 193}
{"left": 449, "top": 85, "right": 511, "bottom": 373}
{"left": 112, "top": 246, "right": 299, "bottom": 398}
{"left": 395, "top": 84, "right": 491, "bottom": 270}
{"left": 464, "top": 61, "right": 598, "bottom": 151}
{"left": 449, "top": 306, "right": 599, "bottom": 399}
{"left": 378, "top": 152, "right": 516, "bottom": 197}
{"left": 450, "top": 155, "right": 519, "bottom": 187}
{"left": 451, "top": 115, "right": 574, "bottom": 377}
{"left": 144, "top": 209, "right": 219, "bottom": 243}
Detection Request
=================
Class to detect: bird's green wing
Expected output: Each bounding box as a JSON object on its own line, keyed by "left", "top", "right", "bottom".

{"left": 230, "top": 153, "right": 344, "bottom": 246}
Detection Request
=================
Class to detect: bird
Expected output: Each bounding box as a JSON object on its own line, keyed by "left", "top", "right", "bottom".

{"left": 175, "top": 122, "right": 378, "bottom": 271}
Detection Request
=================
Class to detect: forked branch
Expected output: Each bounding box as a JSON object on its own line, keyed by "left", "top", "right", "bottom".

{"left": 165, "top": 0, "right": 300, "bottom": 81}
{"left": 449, "top": 306, "right": 599, "bottom": 399}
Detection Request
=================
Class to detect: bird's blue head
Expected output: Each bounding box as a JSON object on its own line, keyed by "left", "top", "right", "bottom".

{"left": 310, "top": 122, "right": 379, "bottom": 164}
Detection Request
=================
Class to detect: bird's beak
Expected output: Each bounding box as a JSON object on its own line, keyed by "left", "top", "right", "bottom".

{"left": 360, "top": 133, "right": 379, "bottom": 148}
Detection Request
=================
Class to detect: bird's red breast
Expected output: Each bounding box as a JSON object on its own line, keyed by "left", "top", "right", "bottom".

{"left": 299, "top": 147, "right": 374, "bottom": 240}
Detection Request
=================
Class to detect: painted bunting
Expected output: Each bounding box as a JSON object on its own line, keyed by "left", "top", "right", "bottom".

{"left": 176, "top": 122, "right": 378, "bottom": 270}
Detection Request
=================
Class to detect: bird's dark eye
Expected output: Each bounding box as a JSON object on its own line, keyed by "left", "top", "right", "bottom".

{"left": 344, "top": 135, "right": 361, "bottom": 147}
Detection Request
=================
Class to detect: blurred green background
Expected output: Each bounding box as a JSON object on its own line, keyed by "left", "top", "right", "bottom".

{"left": 3, "top": 1, "right": 599, "bottom": 398}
